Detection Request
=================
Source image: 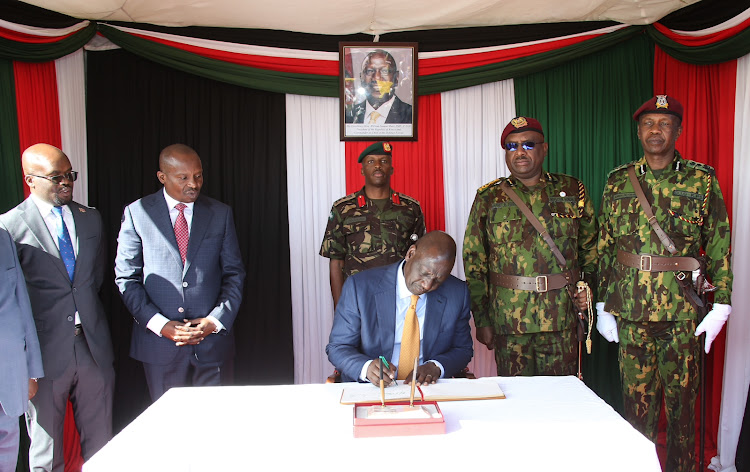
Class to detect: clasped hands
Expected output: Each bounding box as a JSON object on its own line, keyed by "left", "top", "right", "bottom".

{"left": 160, "top": 318, "right": 216, "bottom": 346}
{"left": 365, "top": 358, "right": 440, "bottom": 387}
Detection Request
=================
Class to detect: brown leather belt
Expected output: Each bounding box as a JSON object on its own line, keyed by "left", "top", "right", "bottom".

{"left": 489, "top": 269, "right": 579, "bottom": 293}
{"left": 616, "top": 250, "right": 700, "bottom": 272}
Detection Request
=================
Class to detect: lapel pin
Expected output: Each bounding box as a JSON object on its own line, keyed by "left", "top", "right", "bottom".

{"left": 78, "top": 208, "right": 86, "bottom": 213}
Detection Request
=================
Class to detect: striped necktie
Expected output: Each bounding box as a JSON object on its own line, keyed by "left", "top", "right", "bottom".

{"left": 52, "top": 206, "right": 75, "bottom": 282}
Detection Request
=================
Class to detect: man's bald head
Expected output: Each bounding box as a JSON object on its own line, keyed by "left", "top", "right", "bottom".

{"left": 22, "top": 143, "right": 74, "bottom": 206}
{"left": 402, "top": 231, "right": 456, "bottom": 295}
{"left": 157, "top": 143, "right": 204, "bottom": 203}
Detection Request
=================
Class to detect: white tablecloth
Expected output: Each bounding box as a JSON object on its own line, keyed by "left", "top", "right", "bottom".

{"left": 84, "top": 376, "right": 660, "bottom": 471}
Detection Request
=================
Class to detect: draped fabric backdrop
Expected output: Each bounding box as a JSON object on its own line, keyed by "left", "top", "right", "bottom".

{"left": 0, "top": 3, "right": 749, "bottom": 471}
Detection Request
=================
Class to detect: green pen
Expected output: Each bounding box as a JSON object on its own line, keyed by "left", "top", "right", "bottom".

{"left": 379, "top": 356, "right": 397, "bottom": 386}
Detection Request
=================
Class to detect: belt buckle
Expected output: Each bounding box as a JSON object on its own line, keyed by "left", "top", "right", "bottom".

{"left": 676, "top": 271, "right": 686, "bottom": 281}
{"left": 535, "top": 275, "right": 548, "bottom": 293}
{"left": 639, "top": 255, "right": 652, "bottom": 271}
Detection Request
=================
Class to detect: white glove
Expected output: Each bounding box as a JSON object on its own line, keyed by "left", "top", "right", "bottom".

{"left": 695, "top": 303, "right": 731, "bottom": 354}
{"left": 596, "top": 302, "right": 619, "bottom": 343}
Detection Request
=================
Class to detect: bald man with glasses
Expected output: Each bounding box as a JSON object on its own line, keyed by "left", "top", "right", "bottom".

{"left": 0, "top": 143, "right": 114, "bottom": 472}
{"left": 462, "top": 117, "right": 597, "bottom": 377}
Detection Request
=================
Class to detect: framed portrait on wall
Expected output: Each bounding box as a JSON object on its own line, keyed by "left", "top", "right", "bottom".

{"left": 339, "top": 42, "right": 418, "bottom": 141}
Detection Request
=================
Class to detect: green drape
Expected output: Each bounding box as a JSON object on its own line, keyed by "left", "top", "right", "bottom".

{"left": 514, "top": 32, "right": 655, "bottom": 411}
{"left": 98, "top": 24, "right": 339, "bottom": 97}
{"left": 648, "top": 24, "right": 750, "bottom": 65}
{"left": 0, "top": 58, "right": 23, "bottom": 213}
{"left": 0, "top": 22, "right": 96, "bottom": 62}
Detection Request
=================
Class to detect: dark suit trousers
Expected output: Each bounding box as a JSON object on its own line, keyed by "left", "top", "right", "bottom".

{"left": 26, "top": 334, "right": 114, "bottom": 472}
{"left": 143, "top": 347, "right": 222, "bottom": 402}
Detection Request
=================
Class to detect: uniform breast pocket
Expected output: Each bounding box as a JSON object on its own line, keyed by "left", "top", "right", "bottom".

{"left": 668, "top": 194, "right": 702, "bottom": 244}
{"left": 382, "top": 215, "right": 413, "bottom": 250}
{"left": 342, "top": 217, "right": 373, "bottom": 254}
{"left": 489, "top": 205, "right": 523, "bottom": 244}
{"left": 549, "top": 201, "right": 579, "bottom": 239}
{"left": 611, "top": 195, "right": 641, "bottom": 237}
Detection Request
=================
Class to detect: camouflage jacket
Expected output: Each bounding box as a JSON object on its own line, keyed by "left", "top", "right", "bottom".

{"left": 463, "top": 172, "right": 597, "bottom": 335}
{"left": 597, "top": 153, "right": 732, "bottom": 322}
{"left": 319, "top": 186, "right": 425, "bottom": 278}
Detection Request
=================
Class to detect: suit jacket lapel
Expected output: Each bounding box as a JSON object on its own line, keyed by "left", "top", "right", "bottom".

{"left": 422, "top": 289, "right": 446, "bottom": 360}
{"left": 145, "top": 191, "right": 183, "bottom": 267}
{"left": 374, "top": 263, "right": 399, "bottom": 358}
{"left": 18, "top": 199, "right": 69, "bottom": 281}
{"left": 184, "top": 196, "right": 209, "bottom": 275}
{"left": 69, "top": 202, "right": 91, "bottom": 282}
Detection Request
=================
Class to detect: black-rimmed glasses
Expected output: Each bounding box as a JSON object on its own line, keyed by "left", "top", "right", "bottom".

{"left": 504, "top": 141, "right": 544, "bottom": 152}
{"left": 26, "top": 171, "right": 78, "bottom": 185}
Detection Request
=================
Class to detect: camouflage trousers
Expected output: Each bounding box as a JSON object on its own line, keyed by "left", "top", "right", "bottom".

{"left": 618, "top": 319, "right": 699, "bottom": 472}
{"left": 494, "top": 327, "right": 578, "bottom": 376}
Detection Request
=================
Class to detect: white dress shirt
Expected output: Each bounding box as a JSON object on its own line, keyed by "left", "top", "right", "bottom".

{"left": 359, "top": 261, "right": 445, "bottom": 381}
{"left": 30, "top": 194, "right": 80, "bottom": 325}
{"left": 146, "top": 189, "right": 224, "bottom": 336}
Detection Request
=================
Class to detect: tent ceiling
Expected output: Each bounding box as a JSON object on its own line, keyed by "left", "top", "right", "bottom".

{"left": 19, "top": 0, "right": 701, "bottom": 34}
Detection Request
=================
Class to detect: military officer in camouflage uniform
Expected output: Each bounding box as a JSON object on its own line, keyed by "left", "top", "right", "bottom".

{"left": 596, "top": 96, "right": 732, "bottom": 472}
{"left": 463, "top": 117, "right": 597, "bottom": 376}
{"left": 320, "top": 141, "right": 425, "bottom": 307}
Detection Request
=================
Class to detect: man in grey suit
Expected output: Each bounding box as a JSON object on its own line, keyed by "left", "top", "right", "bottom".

{"left": 115, "top": 144, "right": 245, "bottom": 401}
{"left": 0, "top": 143, "right": 114, "bottom": 472}
{"left": 0, "top": 226, "right": 43, "bottom": 472}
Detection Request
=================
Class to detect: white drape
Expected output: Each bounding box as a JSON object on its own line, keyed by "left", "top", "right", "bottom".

{"left": 285, "top": 94, "right": 345, "bottom": 384}
{"left": 712, "top": 51, "right": 750, "bottom": 472}
{"left": 441, "top": 79, "right": 516, "bottom": 377}
{"left": 55, "top": 49, "right": 88, "bottom": 205}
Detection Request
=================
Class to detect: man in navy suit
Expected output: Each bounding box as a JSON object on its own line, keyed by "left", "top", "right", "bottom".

{"left": 0, "top": 226, "right": 43, "bottom": 472}
{"left": 327, "top": 231, "right": 473, "bottom": 385}
{"left": 345, "top": 49, "right": 413, "bottom": 125}
{"left": 1, "top": 144, "right": 115, "bottom": 472}
{"left": 115, "top": 144, "right": 245, "bottom": 401}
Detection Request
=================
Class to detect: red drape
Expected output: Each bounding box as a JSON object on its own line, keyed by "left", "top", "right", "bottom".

{"left": 345, "top": 94, "right": 445, "bottom": 232}
{"left": 13, "top": 60, "right": 85, "bottom": 472}
{"left": 653, "top": 45, "right": 737, "bottom": 469}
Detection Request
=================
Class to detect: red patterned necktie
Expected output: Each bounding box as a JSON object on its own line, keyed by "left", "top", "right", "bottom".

{"left": 174, "top": 203, "right": 189, "bottom": 264}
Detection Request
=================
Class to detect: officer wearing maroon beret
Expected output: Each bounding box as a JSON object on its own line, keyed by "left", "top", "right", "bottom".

{"left": 320, "top": 142, "right": 425, "bottom": 307}
{"left": 597, "top": 95, "right": 732, "bottom": 472}
{"left": 463, "top": 117, "right": 597, "bottom": 377}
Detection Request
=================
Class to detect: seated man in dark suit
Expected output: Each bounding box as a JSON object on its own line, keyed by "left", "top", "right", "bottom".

{"left": 326, "top": 231, "right": 473, "bottom": 385}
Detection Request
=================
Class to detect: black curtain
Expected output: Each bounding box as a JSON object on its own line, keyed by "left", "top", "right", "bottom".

{"left": 85, "top": 49, "right": 293, "bottom": 432}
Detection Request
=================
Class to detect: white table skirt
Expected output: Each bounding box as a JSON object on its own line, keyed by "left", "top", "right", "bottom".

{"left": 84, "top": 376, "right": 660, "bottom": 472}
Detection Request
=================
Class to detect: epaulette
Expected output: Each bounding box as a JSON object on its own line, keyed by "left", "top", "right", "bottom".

{"left": 607, "top": 161, "right": 635, "bottom": 178}
{"left": 542, "top": 172, "right": 559, "bottom": 183}
{"left": 332, "top": 192, "right": 357, "bottom": 207}
{"left": 399, "top": 193, "right": 422, "bottom": 207}
{"left": 477, "top": 178, "right": 503, "bottom": 194}
{"left": 684, "top": 160, "right": 715, "bottom": 176}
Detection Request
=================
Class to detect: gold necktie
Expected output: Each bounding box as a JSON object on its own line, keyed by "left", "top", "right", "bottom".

{"left": 368, "top": 111, "right": 381, "bottom": 124}
{"left": 397, "top": 294, "right": 420, "bottom": 380}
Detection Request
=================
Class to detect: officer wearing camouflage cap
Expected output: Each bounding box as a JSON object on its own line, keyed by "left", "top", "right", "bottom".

{"left": 596, "top": 95, "right": 732, "bottom": 472}
{"left": 462, "top": 117, "right": 597, "bottom": 376}
{"left": 320, "top": 141, "right": 425, "bottom": 307}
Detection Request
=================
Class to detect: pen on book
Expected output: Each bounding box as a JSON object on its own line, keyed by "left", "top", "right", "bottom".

{"left": 409, "top": 357, "right": 417, "bottom": 407}
{"left": 379, "top": 355, "right": 397, "bottom": 386}
{"left": 379, "top": 358, "right": 385, "bottom": 407}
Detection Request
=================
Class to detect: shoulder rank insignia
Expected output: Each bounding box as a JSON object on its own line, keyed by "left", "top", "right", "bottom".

{"left": 477, "top": 178, "right": 503, "bottom": 194}
{"left": 607, "top": 161, "right": 635, "bottom": 177}
{"left": 684, "top": 160, "right": 716, "bottom": 176}
{"left": 399, "top": 194, "right": 422, "bottom": 206}
{"left": 333, "top": 192, "right": 357, "bottom": 207}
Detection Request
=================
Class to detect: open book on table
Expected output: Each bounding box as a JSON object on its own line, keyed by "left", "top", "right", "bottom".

{"left": 340, "top": 378, "right": 505, "bottom": 404}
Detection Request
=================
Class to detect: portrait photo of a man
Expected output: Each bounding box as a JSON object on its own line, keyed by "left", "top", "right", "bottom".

{"left": 340, "top": 43, "right": 417, "bottom": 140}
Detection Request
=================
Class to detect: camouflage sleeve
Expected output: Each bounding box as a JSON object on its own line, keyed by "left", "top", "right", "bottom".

{"left": 462, "top": 192, "right": 491, "bottom": 328}
{"left": 596, "top": 176, "right": 617, "bottom": 305}
{"left": 701, "top": 175, "right": 732, "bottom": 304}
{"left": 577, "top": 184, "right": 598, "bottom": 277}
{"left": 319, "top": 205, "right": 346, "bottom": 260}
{"left": 413, "top": 202, "right": 426, "bottom": 237}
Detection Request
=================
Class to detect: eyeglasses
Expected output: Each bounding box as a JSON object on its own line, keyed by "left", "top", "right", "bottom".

{"left": 504, "top": 141, "right": 544, "bottom": 152}
{"left": 26, "top": 171, "right": 78, "bottom": 185}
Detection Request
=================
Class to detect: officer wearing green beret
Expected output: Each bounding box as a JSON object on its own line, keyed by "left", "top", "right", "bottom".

{"left": 320, "top": 141, "right": 425, "bottom": 307}
{"left": 463, "top": 117, "right": 597, "bottom": 376}
{"left": 597, "top": 95, "right": 732, "bottom": 472}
